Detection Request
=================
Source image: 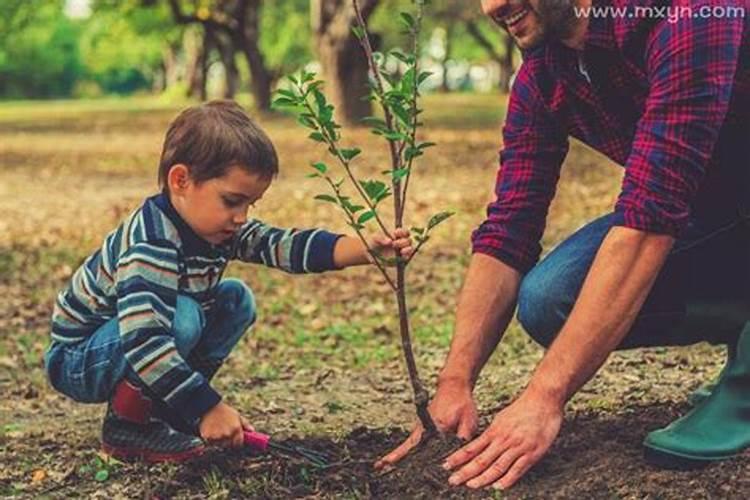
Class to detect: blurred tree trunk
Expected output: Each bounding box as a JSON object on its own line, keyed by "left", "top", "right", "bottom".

{"left": 167, "top": 0, "right": 274, "bottom": 109}
{"left": 465, "top": 20, "right": 514, "bottom": 93}
{"left": 440, "top": 25, "right": 453, "bottom": 92}
{"left": 213, "top": 31, "right": 239, "bottom": 98}
{"left": 234, "top": 0, "right": 273, "bottom": 110}
{"left": 184, "top": 28, "right": 208, "bottom": 99}
{"left": 311, "top": 0, "right": 379, "bottom": 125}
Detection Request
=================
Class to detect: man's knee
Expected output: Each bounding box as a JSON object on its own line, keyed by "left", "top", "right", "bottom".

{"left": 516, "top": 269, "right": 567, "bottom": 349}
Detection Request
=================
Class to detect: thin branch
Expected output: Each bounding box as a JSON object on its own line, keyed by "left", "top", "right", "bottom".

{"left": 297, "top": 87, "right": 393, "bottom": 239}
{"left": 324, "top": 177, "right": 397, "bottom": 291}
{"left": 399, "top": 0, "right": 425, "bottom": 223}
{"left": 352, "top": 0, "right": 404, "bottom": 228}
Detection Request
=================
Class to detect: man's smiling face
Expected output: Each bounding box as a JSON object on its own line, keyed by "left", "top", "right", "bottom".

{"left": 481, "top": 0, "right": 581, "bottom": 50}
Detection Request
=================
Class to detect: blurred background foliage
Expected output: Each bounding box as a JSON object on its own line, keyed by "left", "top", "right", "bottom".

{"left": 0, "top": 0, "right": 518, "bottom": 121}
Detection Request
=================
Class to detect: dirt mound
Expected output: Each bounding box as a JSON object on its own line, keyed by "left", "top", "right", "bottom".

{"left": 146, "top": 404, "right": 749, "bottom": 499}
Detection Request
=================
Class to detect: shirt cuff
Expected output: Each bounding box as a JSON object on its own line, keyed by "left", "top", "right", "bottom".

{"left": 471, "top": 243, "right": 534, "bottom": 275}
{"left": 170, "top": 378, "right": 223, "bottom": 424}
{"left": 610, "top": 208, "right": 683, "bottom": 237}
{"left": 306, "top": 231, "right": 345, "bottom": 272}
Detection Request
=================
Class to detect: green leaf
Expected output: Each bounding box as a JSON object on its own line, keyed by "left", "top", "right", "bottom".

{"left": 309, "top": 131, "right": 326, "bottom": 143}
{"left": 272, "top": 97, "right": 296, "bottom": 108}
{"left": 427, "top": 211, "right": 455, "bottom": 230}
{"left": 411, "top": 226, "right": 425, "bottom": 235}
{"left": 340, "top": 148, "right": 361, "bottom": 161}
{"left": 311, "top": 162, "right": 327, "bottom": 174}
{"left": 349, "top": 222, "right": 365, "bottom": 231}
{"left": 314, "top": 194, "right": 338, "bottom": 204}
{"left": 306, "top": 173, "right": 320, "bottom": 179}
{"left": 276, "top": 89, "right": 297, "bottom": 99}
{"left": 392, "top": 167, "right": 410, "bottom": 180}
{"left": 287, "top": 75, "right": 298, "bottom": 85}
{"left": 358, "top": 211, "right": 376, "bottom": 224}
{"left": 94, "top": 469, "right": 109, "bottom": 482}
{"left": 418, "top": 71, "right": 433, "bottom": 85}
{"left": 360, "top": 179, "right": 387, "bottom": 200}
{"left": 383, "top": 130, "right": 408, "bottom": 141}
{"left": 301, "top": 71, "right": 315, "bottom": 83}
{"left": 418, "top": 141, "right": 436, "bottom": 150}
{"left": 352, "top": 25, "right": 365, "bottom": 39}
{"left": 400, "top": 12, "right": 415, "bottom": 29}
{"left": 361, "top": 116, "right": 387, "bottom": 129}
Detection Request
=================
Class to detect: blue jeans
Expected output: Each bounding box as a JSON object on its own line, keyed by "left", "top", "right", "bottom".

{"left": 45, "top": 279, "right": 256, "bottom": 404}
{"left": 517, "top": 212, "right": 750, "bottom": 349}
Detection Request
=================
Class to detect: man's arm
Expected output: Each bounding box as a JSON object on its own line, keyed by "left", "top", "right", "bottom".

{"left": 439, "top": 253, "right": 521, "bottom": 388}
{"left": 526, "top": 228, "right": 673, "bottom": 404}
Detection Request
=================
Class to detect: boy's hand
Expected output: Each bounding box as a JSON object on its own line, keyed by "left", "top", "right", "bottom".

{"left": 199, "top": 401, "right": 254, "bottom": 448}
{"left": 370, "top": 228, "right": 414, "bottom": 263}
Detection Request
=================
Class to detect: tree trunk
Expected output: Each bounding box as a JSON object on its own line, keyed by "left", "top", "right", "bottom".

{"left": 440, "top": 25, "right": 453, "bottom": 93}
{"left": 311, "top": 0, "right": 379, "bottom": 125}
{"left": 465, "top": 20, "right": 515, "bottom": 93}
{"left": 236, "top": 0, "right": 273, "bottom": 111}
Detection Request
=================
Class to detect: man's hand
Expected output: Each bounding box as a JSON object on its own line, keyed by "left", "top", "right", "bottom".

{"left": 442, "top": 391, "right": 563, "bottom": 490}
{"left": 199, "top": 401, "right": 254, "bottom": 448}
{"left": 374, "top": 378, "right": 478, "bottom": 469}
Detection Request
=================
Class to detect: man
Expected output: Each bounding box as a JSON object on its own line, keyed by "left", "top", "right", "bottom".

{"left": 376, "top": 0, "right": 750, "bottom": 491}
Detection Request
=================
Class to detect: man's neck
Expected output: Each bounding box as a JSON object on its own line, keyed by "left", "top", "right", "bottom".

{"left": 561, "top": 0, "right": 592, "bottom": 51}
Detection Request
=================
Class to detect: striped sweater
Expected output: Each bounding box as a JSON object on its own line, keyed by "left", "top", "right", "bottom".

{"left": 51, "top": 193, "right": 341, "bottom": 422}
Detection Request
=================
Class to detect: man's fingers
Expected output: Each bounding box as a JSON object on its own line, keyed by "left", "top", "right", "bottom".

{"left": 466, "top": 446, "right": 525, "bottom": 489}
{"left": 374, "top": 427, "right": 422, "bottom": 469}
{"left": 447, "top": 440, "right": 502, "bottom": 486}
{"left": 493, "top": 454, "right": 534, "bottom": 490}
{"left": 443, "top": 432, "right": 491, "bottom": 471}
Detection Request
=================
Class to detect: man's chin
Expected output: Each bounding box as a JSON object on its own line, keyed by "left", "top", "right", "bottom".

{"left": 513, "top": 32, "right": 546, "bottom": 50}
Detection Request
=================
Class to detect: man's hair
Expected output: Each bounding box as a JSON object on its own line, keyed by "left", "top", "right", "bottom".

{"left": 158, "top": 100, "right": 278, "bottom": 191}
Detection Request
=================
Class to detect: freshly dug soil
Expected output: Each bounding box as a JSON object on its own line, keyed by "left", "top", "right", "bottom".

{"left": 146, "top": 404, "right": 749, "bottom": 499}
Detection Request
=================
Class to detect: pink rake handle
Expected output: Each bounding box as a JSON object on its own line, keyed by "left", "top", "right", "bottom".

{"left": 243, "top": 430, "right": 271, "bottom": 452}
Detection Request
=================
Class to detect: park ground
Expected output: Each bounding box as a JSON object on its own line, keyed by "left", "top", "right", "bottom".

{"left": 0, "top": 94, "right": 748, "bottom": 498}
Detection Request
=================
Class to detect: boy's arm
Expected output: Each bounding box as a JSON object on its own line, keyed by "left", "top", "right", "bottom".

{"left": 116, "top": 241, "right": 221, "bottom": 426}
{"left": 231, "top": 220, "right": 343, "bottom": 273}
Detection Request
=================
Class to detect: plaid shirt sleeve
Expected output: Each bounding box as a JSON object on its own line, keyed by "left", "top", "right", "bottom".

{"left": 612, "top": 8, "right": 746, "bottom": 235}
{"left": 471, "top": 58, "right": 570, "bottom": 273}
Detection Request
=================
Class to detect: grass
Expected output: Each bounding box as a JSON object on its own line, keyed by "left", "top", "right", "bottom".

{"left": 0, "top": 94, "right": 734, "bottom": 498}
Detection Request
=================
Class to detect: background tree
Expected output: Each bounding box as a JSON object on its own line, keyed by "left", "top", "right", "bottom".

{"left": 311, "top": 0, "right": 380, "bottom": 124}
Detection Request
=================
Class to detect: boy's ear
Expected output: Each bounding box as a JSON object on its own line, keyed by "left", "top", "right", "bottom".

{"left": 167, "top": 164, "right": 191, "bottom": 193}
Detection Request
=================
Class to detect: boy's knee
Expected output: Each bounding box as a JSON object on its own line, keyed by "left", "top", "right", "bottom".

{"left": 216, "top": 278, "right": 256, "bottom": 330}
{"left": 516, "top": 269, "right": 567, "bottom": 349}
{"left": 173, "top": 295, "right": 206, "bottom": 357}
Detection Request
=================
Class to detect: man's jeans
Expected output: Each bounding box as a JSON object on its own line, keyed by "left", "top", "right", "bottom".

{"left": 517, "top": 212, "right": 750, "bottom": 349}
{"left": 45, "top": 278, "right": 255, "bottom": 404}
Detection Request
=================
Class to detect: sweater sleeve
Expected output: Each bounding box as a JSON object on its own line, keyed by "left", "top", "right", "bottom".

{"left": 230, "top": 219, "right": 343, "bottom": 273}
{"left": 115, "top": 241, "right": 221, "bottom": 424}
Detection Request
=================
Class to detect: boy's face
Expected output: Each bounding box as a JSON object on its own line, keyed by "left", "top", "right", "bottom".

{"left": 168, "top": 164, "right": 272, "bottom": 245}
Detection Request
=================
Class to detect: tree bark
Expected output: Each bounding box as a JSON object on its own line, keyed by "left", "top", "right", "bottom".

{"left": 311, "top": 0, "right": 379, "bottom": 125}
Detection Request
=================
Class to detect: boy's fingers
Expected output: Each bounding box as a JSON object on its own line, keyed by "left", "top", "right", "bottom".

{"left": 240, "top": 416, "right": 254, "bottom": 431}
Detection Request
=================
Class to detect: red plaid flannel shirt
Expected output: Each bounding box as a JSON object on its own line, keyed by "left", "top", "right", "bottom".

{"left": 472, "top": 0, "right": 750, "bottom": 273}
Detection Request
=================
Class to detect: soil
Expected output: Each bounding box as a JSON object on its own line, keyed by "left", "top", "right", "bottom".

{"left": 129, "top": 404, "right": 748, "bottom": 499}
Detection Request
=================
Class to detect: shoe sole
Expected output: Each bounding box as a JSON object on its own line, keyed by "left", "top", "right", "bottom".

{"left": 643, "top": 444, "right": 741, "bottom": 470}
{"left": 101, "top": 443, "right": 206, "bottom": 463}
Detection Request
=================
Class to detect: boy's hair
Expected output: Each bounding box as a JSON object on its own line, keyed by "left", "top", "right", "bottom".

{"left": 158, "top": 100, "right": 278, "bottom": 191}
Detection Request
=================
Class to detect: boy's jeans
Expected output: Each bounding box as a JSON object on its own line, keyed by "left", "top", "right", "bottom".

{"left": 45, "top": 279, "right": 255, "bottom": 405}
{"left": 517, "top": 211, "right": 750, "bottom": 349}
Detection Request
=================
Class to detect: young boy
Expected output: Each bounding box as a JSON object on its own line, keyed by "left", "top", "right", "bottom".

{"left": 44, "top": 100, "right": 412, "bottom": 462}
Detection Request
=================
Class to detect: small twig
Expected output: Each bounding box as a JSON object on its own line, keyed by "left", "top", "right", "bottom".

{"left": 352, "top": 0, "right": 405, "bottom": 227}
{"left": 324, "top": 177, "right": 397, "bottom": 291}
{"left": 298, "top": 89, "right": 393, "bottom": 239}
{"left": 399, "top": 0, "right": 425, "bottom": 222}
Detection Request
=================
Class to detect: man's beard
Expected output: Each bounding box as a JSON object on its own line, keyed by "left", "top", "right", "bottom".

{"left": 535, "top": 0, "right": 579, "bottom": 42}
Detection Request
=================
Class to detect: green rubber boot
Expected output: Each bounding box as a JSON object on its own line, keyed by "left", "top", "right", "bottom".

{"left": 682, "top": 300, "right": 744, "bottom": 406}
{"left": 687, "top": 344, "right": 737, "bottom": 406}
{"left": 643, "top": 323, "right": 750, "bottom": 469}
